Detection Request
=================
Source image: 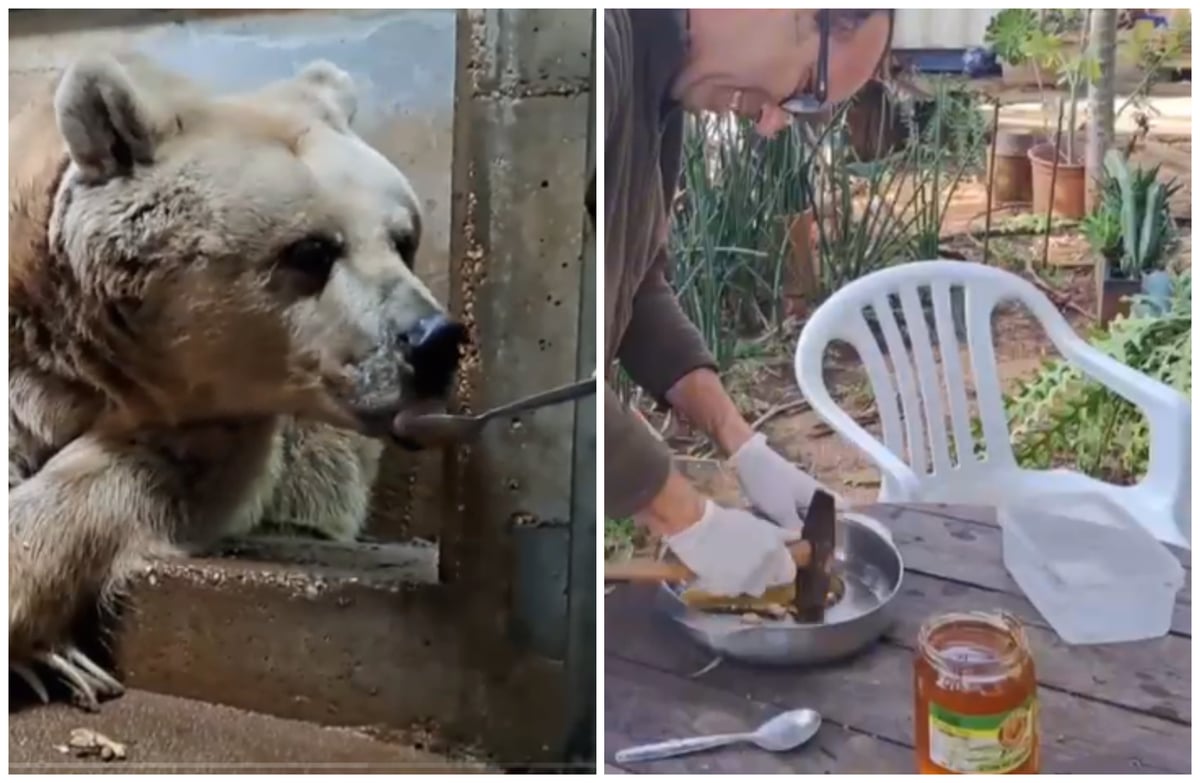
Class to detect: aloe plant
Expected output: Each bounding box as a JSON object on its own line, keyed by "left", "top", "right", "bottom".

{"left": 1099, "top": 150, "right": 1181, "bottom": 279}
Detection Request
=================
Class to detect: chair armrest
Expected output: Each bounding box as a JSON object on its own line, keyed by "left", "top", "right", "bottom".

{"left": 1056, "top": 331, "right": 1190, "bottom": 502}
{"left": 795, "top": 334, "right": 922, "bottom": 499}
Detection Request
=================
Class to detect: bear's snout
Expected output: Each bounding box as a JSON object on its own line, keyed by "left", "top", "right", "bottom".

{"left": 402, "top": 314, "right": 467, "bottom": 399}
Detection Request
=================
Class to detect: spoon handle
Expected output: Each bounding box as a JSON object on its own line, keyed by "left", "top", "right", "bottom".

{"left": 480, "top": 378, "right": 596, "bottom": 421}
{"left": 614, "top": 733, "right": 746, "bottom": 764}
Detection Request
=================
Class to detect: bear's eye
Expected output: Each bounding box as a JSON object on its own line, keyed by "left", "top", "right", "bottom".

{"left": 391, "top": 232, "right": 417, "bottom": 269}
{"left": 280, "top": 234, "right": 343, "bottom": 295}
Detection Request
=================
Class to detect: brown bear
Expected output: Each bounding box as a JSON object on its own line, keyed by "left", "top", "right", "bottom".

{"left": 9, "top": 53, "right": 464, "bottom": 710}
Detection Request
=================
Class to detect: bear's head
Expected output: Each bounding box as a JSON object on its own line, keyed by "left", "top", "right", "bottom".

{"left": 47, "top": 54, "right": 464, "bottom": 439}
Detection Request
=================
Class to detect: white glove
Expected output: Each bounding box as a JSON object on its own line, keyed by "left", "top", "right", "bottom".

{"left": 664, "top": 500, "right": 800, "bottom": 597}
{"left": 732, "top": 433, "right": 842, "bottom": 532}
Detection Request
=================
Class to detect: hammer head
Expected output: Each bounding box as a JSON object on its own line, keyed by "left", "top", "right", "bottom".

{"left": 794, "top": 489, "right": 837, "bottom": 623}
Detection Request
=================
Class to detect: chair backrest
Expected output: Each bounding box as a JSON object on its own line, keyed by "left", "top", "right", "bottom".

{"left": 795, "top": 261, "right": 1076, "bottom": 484}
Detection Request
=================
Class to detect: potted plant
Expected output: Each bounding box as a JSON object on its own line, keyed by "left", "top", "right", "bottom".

{"left": 1086, "top": 150, "right": 1181, "bottom": 324}
{"left": 982, "top": 10, "right": 1066, "bottom": 204}
{"left": 985, "top": 10, "right": 1052, "bottom": 90}
{"left": 1025, "top": 14, "right": 1099, "bottom": 220}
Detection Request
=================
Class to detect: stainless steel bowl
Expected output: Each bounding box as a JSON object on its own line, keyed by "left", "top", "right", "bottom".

{"left": 654, "top": 513, "right": 904, "bottom": 666}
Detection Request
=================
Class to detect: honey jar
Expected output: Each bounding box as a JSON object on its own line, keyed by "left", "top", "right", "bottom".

{"left": 914, "top": 611, "right": 1039, "bottom": 774}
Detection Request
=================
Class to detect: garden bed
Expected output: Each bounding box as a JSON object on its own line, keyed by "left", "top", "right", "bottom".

{"left": 609, "top": 199, "right": 1191, "bottom": 562}
{"left": 607, "top": 50, "right": 1193, "bottom": 559}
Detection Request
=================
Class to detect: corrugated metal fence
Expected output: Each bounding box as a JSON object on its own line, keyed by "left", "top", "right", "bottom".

{"left": 892, "top": 8, "right": 1000, "bottom": 51}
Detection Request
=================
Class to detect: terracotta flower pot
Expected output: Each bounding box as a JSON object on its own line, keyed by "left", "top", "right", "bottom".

{"left": 988, "top": 130, "right": 1040, "bottom": 205}
{"left": 780, "top": 208, "right": 820, "bottom": 318}
{"left": 1028, "top": 141, "right": 1087, "bottom": 220}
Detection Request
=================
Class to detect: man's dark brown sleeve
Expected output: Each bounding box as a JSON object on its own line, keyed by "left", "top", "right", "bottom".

{"left": 605, "top": 383, "right": 674, "bottom": 520}
{"left": 603, "top": 9, "right": 715, "bottom": 519}
{"left": 616, "top": 107, "right": 716, "bottom": 402}
{"left": 616, "top": 248, "right": 717, "bottom": 402}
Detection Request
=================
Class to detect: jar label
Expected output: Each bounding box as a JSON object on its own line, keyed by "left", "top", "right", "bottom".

{"left": 928, "top": 697, "right": 1037, "bottom": 774}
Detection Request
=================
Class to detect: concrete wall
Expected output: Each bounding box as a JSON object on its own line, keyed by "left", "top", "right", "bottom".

{"left": 442, "top": 8, "right": 595, "bottom": 764}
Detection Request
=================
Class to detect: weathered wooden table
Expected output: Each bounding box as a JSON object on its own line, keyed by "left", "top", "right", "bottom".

{"left": 605, "top": 504, "right": 1191, "bottom": 774}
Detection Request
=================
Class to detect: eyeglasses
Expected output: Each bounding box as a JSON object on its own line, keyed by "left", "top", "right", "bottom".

{"left": 781, "top": 9, "right": 895, "bottom": 116}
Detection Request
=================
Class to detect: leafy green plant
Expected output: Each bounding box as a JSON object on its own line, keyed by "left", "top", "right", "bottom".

{"left": 809, "top": 133, "right": 916, "bottom": 294}
{"left": 1099, "top": 150, "right": 1181, "bottom": 278}
{"left": 1006, "top": 271, "right": 1190, "bottom": 482}
{"left": 905, "top": 81, "right": 974, "bottom": 259}
{"left": 910, "top": 82, "right": 989, "bottom": 174}
{"left": 759, "top": 119, "right": 832, "bottom": 215}
{"left": 1022, "top": 10, "right": 1097, "bottom": 164}
{"left": 807, "top": 81, "right": 975, "bottom": 298}
{"left": 668, "top": 81, "right": 981, "bottom": 365}
{"left": 988, "top": 9, "right": 1098, "bottom": 149}
{"left": 985, "top": 10, "right": 1063, "bottom": 136}
{"left": 604, "top": 517, "right": 640, "bottom": 561}
{"left": 984, "top": 9, "right": 1039, "bottom": 65}
{"left": 1080, "top": 206, "right": 1122, "bottom": 266}
{"left": 1041, "top": 9, "right": 1085, "bottom": 35}
{"left": 670, "top": 114, "right": 792, "bottom": 367}
{"left": 1116, "top": 13, "right": 1191, "bottom": 123}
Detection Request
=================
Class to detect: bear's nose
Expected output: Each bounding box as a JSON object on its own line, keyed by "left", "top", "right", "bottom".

{"left": 403, "top": 314, "right": 467, "bottom": 397}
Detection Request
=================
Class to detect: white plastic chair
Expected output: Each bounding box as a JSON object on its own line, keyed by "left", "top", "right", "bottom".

{"left": 794, "top": 260, "right": 1191, "bottom": 550}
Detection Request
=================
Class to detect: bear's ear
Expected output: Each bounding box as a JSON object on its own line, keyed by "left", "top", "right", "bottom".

{"left": 54, "top": 56, "right": 160, "bottom": 183}
{"left": 296, "top": 60, "right": 358, "bottom": 128}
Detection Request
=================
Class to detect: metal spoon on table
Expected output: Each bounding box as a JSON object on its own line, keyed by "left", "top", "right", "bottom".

{"left": 614, "top": 708, "right": 821, "bottom": 764}
{"left": 392, "top": 377, "right": 595, "bottom": 448}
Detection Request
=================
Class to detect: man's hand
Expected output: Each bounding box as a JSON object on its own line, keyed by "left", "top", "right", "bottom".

{"left": 732, "top": 433, "right": 841, "bottom": 531}
{"left": 633, "top": 463, "right": 797, "bottom": 598}
{"left": 663, "top": 369, "right": 842, "bottom": 532}
{"left": 664, "top": 501, "right": 799, "bottom": 597}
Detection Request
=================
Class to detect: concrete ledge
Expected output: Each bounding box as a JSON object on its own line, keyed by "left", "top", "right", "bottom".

{"left": 106, "top": 550, "right": 575, "bottom": 768}
{"left": 9, "top": 689, "right": 492, "bottom": 773}
{"left": 207, "top": 536, "right": 440, "bottom": 584}
{"left": 116, "top": 550, "right": 466, "bottom": 733}
{"left": 117, "top": 547, "right": 460, "bottom": 725}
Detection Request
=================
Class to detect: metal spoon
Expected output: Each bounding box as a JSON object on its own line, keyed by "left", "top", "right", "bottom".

{"left": 392, "top": 377, "right": 595, "bottom": 448}
{"left": 614, "top": 708, "right": 821, "bottom": 764}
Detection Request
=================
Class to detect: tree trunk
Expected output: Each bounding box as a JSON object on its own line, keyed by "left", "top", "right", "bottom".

{"left": 1086, "top": 9, "right": 1118, "bottom": 213}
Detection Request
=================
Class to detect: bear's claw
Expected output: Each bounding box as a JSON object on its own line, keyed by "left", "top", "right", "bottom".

{"left": 15, "top": 647, "right": 125, "bottom": 712}
{"left": 12, "top": 661, "right": 50, "bottom": 704}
